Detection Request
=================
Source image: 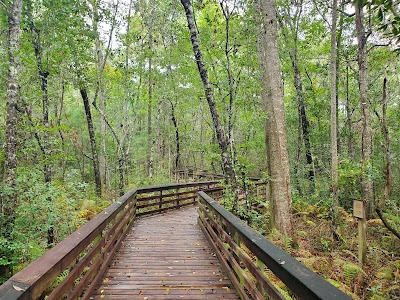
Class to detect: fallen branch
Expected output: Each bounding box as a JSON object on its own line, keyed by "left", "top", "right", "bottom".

{"left": 376, "top": 208, "right": 400, "bottom": 240}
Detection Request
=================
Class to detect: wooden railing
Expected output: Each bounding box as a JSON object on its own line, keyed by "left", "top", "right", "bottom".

{"left": 198, "top": 191, "right": 353, "bottom": 300}
{"left": 0, "top": 181, "right": 219, "bottom": 300}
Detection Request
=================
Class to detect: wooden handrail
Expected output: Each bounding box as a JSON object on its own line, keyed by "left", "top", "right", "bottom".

{"left": 198, "top": 191, "right": 353, "bottom": 300}
{"left": 0, "top": 181, "right": 219, "bottom": 300}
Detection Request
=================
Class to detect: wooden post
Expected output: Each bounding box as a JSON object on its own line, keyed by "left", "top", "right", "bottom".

{"left": 159, "top": 190, "right": 163, "bottom": 210}
{"left": 176, "top": 188, "right": 180, "bottom": 207}
{"left": 353, "top": 200, "right": 367, "bottom": 265}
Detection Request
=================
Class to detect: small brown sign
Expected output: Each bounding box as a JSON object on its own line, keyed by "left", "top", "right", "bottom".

{"left": 353, "top": 200, "right": 365, "bottom": 219}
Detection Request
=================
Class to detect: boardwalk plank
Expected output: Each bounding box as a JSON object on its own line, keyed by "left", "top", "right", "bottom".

{"left": 91, "top": 206, "right": 240, "bottom": 299}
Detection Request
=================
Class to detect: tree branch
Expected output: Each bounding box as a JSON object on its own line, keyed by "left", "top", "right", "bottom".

{"left": 376, "top": 209, "right": 400, "bottom": 240}
{"left": 0, "top": 0, "right": 8, "bottom": 11}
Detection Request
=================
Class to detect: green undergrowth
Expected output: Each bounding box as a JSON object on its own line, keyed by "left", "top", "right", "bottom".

{"left": 267, "top": 196, "right": 399, "bottom": 299}
{"left": 0, "top": 170, "right": 174, "bottom": 284}
{"left": 218, "top": 191, "right": 399, "bottom": 299}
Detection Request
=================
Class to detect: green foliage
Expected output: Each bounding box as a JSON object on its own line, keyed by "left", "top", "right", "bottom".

{"left": 337, "top": 159, "right": 363, "bottom": 208}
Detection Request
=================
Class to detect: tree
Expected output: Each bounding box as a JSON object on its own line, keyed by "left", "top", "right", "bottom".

{"left": 278, "top": 1, "right": 315, "bottom": 192}
{"left": 330, "top": 0, "right": 339, "bottom": 229}
{"left": 147, "top": 0, "right": 156, "bottom": 178}
{"left": 80, "top": 88, "right": 102, "bottom": 197}
{"left": 2, "top": 0, "right": 23, "bottom": 236}
{"left": 256, "top": 0, "right": 292, "bottom": 235}
{"left": 355, "top": 0, "right": 372, "bottom": 264}
{"left": 180, "top": 0, "right": 236, "bottom": 185}
{"left": 26, "top": 0, "right": 54, "bottom": 246}
{"left": 1, "top": 0, "right": 23, "bottom": 278}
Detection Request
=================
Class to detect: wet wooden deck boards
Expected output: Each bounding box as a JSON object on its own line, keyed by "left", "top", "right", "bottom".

{"left": 91, "top": 206, "right": 239, "bottom": 299}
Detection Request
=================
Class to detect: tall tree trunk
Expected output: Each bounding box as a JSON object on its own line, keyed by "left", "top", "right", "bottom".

{"left": 378, "top": 77, "right": 391, "bottom": 210}
{"left": 256, "top": 0, "right": 292, "bottom": 235}
{"left": 170, "top": 101, "right": 181, "bottom": 170}
{"left": 278, "top": 3, "right": 314, "bottom": 191}
{"left": 27, "top": 3, "right": 54, "bottom": 245}
{"left": 93, "top": 0, "right": 109, "bottom": 190}
{"left": 335, "top": 0, "right": 344, "bottom": 154}
{"left": 220, "top": 3, "right": 236, "bottom": 167}
{"left": 80, "top": 88, "right": 102, "bottom": 197}
{"left": 292, "top": 58, "right": 314, "bottom": 189}
{"left": 355, "top": 2, "right": 373, "bottom": 218}
{"left": 2, "top": 0, "right": 23, "bottom": 235}
{"left": 147, "top": 0, "right": 156, "bottom": 178}
{"left": 56, "top": 80, "right": 66, "bottom": 181}
{"left": 376, "top": 77, "right": 399, "bottom": 240}
{"left": 330, "top": 0, "right": 339, "bottom": 229}
{"left": 355, "top": 1, "right": 371, "bottom": 265}
{"left": 346, "top": 64, "right": 354, "bottom": 158}
{"left": 180, "top": 0, "right": 236, "bottom": 185}
{"left": 1, "top": 0, "right": 23, "bottom": 278}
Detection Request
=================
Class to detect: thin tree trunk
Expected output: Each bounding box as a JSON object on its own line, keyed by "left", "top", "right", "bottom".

{"left": 346, "top": 64, "right": 354, "bottom": 158}
{"left": 93, "top": 0, "right": 108, "bottom": 189}
{"left": 170, "top": 101, "right": 181, "bottom": 169}
{"left": 220, "top": 3, "right": 236, "bottom": 167}
{"left": 80, "top": 88, "right": 102, "bottom": 197}
{"left": 374, "top": 76, "right": 399, "bottom": 239}
{"left": 355, "top": 2, "right": 371, "bottom": 264}
{"left": 256, "top": 0, "right": 292, "bottom": 235}
{"left": 278, "top": 3, "right": 314, "bottom": 190}
{"left": 180, "top": 0, "right": 236, "bottom": 185}
{"left": 336, "top": 0, "right": 344, "bottom": 154}
{"left": 294, "top": 119, "right": 303, "bottom": 196}
{"left": 330, "top": 0, "right": 339, "bottom": 229}
{"left": 147, "top": 0, "right": 156, "bottom": 178}
{"left": 293, "top": 59, "right": 315, "bottom": 189}
{"left": 355, "top": 2, "right": 373, "bottom": 218}
{"left": 27, "top": 5, "right": 54, "bottom": 246}
{"left": 378, "top": 77, "right": 391, "bottom": 209}
{"left": 56, "top": 80, "right": 66, "bottom": 181}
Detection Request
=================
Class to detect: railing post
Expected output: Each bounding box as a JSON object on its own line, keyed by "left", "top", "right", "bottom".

{"left": 132, "top": 194, "right": 137, "bottom": 219}
{"left": 159, "top": 190, "right": 163, "bottom": 210}
{"left": 176, "top": 188, "right": 180, "bottom": 207}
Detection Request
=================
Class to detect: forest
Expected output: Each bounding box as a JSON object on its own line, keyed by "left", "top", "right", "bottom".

{"left": 0, "top": 0, "right": 399, "bottom": 299}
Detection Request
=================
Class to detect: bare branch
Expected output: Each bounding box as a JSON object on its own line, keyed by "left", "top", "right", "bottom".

{"left": 376, "top": 209, "right": 400, "bottom": 240}
{"left": 0, "top": 0, "right": 8, "bottom": 11}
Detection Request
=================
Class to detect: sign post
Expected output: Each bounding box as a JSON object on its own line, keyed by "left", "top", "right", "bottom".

{"left": 353, "top": 200, "right": 367, "bottom": 265}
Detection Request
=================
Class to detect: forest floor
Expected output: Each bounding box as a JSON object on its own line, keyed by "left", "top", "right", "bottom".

{"left": 261, "top": 199, "right": 400, "bottom": 300}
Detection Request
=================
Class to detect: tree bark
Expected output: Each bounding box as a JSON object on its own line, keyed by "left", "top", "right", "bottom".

{"left": 80, "top": 88, "right": 102, "bottom": 197}
{"left": 278, "top": 3, "right": 314, "bottom": 190}
{"left": 27, "top": 0, "right": 54, "bottom": 245}
{"left": 346, "top": 64, "right": 354, "bottom": 158}
{"left": 93, "top": 0, "right": 109, "bottom": 190}
{"left": 379, "top": 77, "right": 391, "bottom": 209}
{"left": 180, "top": 0, "right": 236, "bottom": 185}
{"left": 170, "top": 101, "right": 181, "bottom": 170}
{"left": 147, "top": 0, "right": 156, "bottom": 178}
{"left": 1, "top": 0, "right": 23, "bottom": 278}
{"left": 330, "top": 0, "right": 339, "bottom": 228}
{"left": 293, "top": 58, "right": 315, "bottom": 189}
{"left": 2, "top": 0, "right": 23, "bottom": 238}
{"left": 256, "top": 0, "right": 292, "bottom": 235}
{"left": 220, "top": 2, "right": 236, "bottom": 167}
{"left": 355, "top": 2, "right": 374, "bottom": 218}
{"left": 375, "top": 77, "right": 399, "bottom": 240}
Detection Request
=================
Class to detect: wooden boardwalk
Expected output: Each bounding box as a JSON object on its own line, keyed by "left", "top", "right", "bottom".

{"left": 91, "top": 206, "right": 240, "bottom": 299}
